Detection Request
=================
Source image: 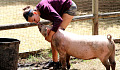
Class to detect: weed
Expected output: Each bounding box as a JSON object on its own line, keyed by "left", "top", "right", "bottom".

{"left": 48, "top": 50, "right": 52, "bottom": 58}
{"left": 27, "top": 55, "right": 39, "bottom": 62}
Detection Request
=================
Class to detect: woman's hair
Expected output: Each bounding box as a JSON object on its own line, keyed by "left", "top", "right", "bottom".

{"left": 23, "top": 6, "right": 34, "bottom": 21}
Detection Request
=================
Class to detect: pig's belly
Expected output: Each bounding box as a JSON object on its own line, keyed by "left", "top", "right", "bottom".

{"left": 66, "top": 45, "right": 97, "bottom": 60}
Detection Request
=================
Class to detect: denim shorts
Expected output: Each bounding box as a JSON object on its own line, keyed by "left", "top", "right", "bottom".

{"left": 64, "top": 1, "right": 77, "bottom": 16}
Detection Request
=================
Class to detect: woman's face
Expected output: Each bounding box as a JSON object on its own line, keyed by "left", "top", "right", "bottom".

{"left": 28, "top": 12, "right": 40, "bottom": 23}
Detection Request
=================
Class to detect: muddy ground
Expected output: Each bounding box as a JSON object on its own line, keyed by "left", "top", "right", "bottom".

{"left": 18, "top": 44, "right": 120, "bottom": 70}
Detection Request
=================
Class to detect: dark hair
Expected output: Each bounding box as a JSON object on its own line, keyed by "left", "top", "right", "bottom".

{"left": 23, "top": 6, "right": 34, "bottom": 21}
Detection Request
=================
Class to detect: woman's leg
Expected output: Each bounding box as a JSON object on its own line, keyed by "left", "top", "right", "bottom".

{"left": 60, "top": 13, "right": 74, "bottom": 29}
{"left": 60, "top": 0, "right": 77, "bottom": 29}
{"left": 51, "top": 44, "right": 58, "bottom": 62}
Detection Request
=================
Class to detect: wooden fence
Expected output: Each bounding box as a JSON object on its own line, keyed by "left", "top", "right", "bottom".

{"left": 0, "top": 0, "right": 120, "bottom": 43}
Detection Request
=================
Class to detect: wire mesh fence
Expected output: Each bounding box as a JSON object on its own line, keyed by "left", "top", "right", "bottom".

{"left": 0, "top": 0, "right": 120, "bottom": 53}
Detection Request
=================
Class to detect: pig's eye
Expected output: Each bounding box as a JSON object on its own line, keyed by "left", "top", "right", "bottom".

{"left": 39, "top": 28, "right": 41, "bottom": 32}
{"left": 34, "top": 19, "right": 35, "bottom": 21}
{"left": 41, "top": 23, "right": 43, "bottom": 25}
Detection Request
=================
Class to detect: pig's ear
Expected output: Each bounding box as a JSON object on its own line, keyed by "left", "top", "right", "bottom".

{"left": 40, "top": 20, "right": 52, "bottom": 25}
{"left": 44, "top": 22, "right": 52, "bottom": 25}
{"left": 46, "top": 27, "right": 50, "bottom": 34}
{"left": 44, "top": 27, "right": 50, "bottom": 37}
{"left": 48, "top": 23, "right": 52, "bottom": 25}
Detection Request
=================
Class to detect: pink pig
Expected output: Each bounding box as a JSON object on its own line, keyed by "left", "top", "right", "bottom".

{"left": 38, "top": 23, "right": 116, "bottom": 70}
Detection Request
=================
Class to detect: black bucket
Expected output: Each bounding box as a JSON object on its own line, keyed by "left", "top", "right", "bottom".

{"left": 0, "top": 38, "right": 20, "bottom": 70}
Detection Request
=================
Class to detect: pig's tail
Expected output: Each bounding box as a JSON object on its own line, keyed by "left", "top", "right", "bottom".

{"left": 107, "top": 34, "right": 112, "bottom": 42}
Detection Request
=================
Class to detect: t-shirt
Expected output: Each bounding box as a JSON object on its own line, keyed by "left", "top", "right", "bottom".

{"left": 36, "top": 0, "right": 72, "bottom": 32}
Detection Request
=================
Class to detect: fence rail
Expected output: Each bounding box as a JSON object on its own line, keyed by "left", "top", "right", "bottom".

{"left": 0, "top": 12, "right": 120, "bottom": 30}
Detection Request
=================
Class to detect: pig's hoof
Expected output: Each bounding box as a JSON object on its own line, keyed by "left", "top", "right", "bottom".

{"left": 67, "top": 63, "right": 70, "bottom": 69}
{"left": 53, "top": 62, "right": 61, "bottom": 69}
{"left": 62, "top": 68, "right": 66, "bottom": 70}
{"left": 67, "top": 64, "right": 70, "bottom": 69}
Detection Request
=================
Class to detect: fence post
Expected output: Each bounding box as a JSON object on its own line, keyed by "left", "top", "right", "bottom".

{"left": 92, "top": 0, "right": 98, "bottom": 35}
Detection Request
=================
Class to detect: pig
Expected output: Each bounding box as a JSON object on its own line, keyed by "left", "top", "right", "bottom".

{"left": 38, "top": 22, "right": 116, "bottom": 70}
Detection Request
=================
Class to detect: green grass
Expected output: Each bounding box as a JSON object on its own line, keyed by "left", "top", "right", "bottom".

{"left": 48, "top": 50, "right": 52, "bottom": 58}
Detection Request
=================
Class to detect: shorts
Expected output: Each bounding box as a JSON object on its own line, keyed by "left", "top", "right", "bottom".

{"left": 64, "top": 1, "right": 77, "bottom": 16}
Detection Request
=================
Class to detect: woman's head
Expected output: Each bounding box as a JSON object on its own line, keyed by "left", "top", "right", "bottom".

{"left": 23, "top": 6, "right": 40, "bottom": 23}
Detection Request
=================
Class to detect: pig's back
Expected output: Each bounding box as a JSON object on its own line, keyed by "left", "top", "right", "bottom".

{"left": 54, "top": 29, "right": 110, "bottom": 59}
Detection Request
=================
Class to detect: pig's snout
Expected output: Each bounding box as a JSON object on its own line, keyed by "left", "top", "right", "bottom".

{"left": 39, "top": 23, "right": 43, "bottom": 28}
{"left": 38, "top": 23, "right": 43, "bottom": 32}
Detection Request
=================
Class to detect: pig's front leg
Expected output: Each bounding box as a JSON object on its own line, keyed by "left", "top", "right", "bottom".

{"left": 59, "top": 53, "right": 67, "bottom": 70}
{"left": 66, "top": 54, "right": 70, "bottom": 69}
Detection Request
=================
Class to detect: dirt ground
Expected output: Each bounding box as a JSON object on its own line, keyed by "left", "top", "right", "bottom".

{"left": 17, "top": 44, "right": 120, "bottom": 70}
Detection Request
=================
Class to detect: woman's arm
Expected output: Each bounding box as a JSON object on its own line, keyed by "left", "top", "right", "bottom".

{"left": 45, "top": 30, "right": 55, "bottom": 42}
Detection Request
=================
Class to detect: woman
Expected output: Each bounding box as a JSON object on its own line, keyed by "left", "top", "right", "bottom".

{"left": 23, "top": 0, "right": 77, "bottom": 69}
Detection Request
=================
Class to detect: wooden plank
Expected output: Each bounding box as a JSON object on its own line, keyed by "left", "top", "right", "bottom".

{"left": 0, "top": 23, "right": 36, "bottom": 30}
{"left": 113, "top": 38, "right": 120, "bottom": 43}
{"left": 72, "top": 14, "right": 94, "bottom": 21}
{"left": 99, "top": 12, "right": 120, "bottom": 18}
{"left": 0, "top": 20, "right": 51, "bottom": 30}
{"left": 92, "top": 0, "right": 99, "bottom": 35}
{"left": 73, "top": 12, "right": 120, "bottom": 22}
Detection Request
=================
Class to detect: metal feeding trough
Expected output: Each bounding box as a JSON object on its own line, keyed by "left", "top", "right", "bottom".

{"left": 0, "top": 38, "right": 20, "bottom": 70}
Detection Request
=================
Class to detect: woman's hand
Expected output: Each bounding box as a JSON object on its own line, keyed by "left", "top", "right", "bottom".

{"left": 45, "top": 30, "right": 55, "bottom": 42}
